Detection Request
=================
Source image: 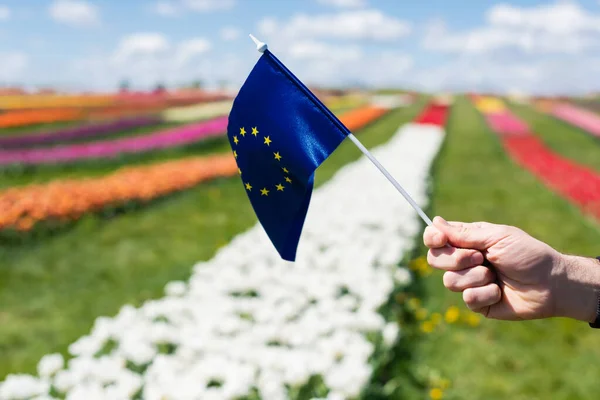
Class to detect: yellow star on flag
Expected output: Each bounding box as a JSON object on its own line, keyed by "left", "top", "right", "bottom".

{"left": 282, "top": 167, "right": 289, "bottom": 173}
{"left": 274, "top": 152, "right": 282, "bottom": 161}
{"left": 240, "top": 127, "right": 246, "bottom": 136}
{"left": 233, "top": 136, "right": 239, "bottom": 145}
{"left": 252, "top": 127, "right": 259, "bottom": 136}
{"left": 260, "top": 187, "right": 269, "bottom": 196}
{"left": 276, "top": 183, "right": 285, "bottom": 191}
{"left": 264, "top": 136, "right": 272, "bottom": 146}
{"left": 245, "top": 182, "right": 252, "bottom": 191}
{"left": 233, "top": 150, "right": 238, "bottom": 158}
{"left": 238, "top": 168, "right": 242, "bottom": 175}
{"left": 285, "top": 176, "right": 292, "bottom": 183}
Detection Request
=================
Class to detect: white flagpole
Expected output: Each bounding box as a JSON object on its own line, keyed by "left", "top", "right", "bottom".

{"left": 248, "top": 34, "right": 434, "bottom": 227}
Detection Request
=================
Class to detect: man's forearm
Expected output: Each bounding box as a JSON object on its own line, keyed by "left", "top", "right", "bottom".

{"left": 554, "top": 254, "right": 600, "bottom": 323}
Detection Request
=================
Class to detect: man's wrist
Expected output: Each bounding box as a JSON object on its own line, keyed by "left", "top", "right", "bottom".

{"left": 554, "top": 254, "right": 600, "bottom": 323}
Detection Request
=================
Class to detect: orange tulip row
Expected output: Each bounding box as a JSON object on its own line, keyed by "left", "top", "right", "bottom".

{"left": 0, "top": 154, "right": 237, "bottom": 232}
{"left": 0, "top": 90, "right": 229, "bottom": 110}
{"left": 0, "top": 95, "right": 232, "bottom": 128}
{"left": 0, "top": 109, "right": 85, "bottom": 129}
{"left": 0, "top": 102, "right": 393, "bottom": 232}
{"left": 0, "top": 94, "right": 115, "bottom": 110}
{"left": 341, "top": 105, "right": 390, "bottom": 131}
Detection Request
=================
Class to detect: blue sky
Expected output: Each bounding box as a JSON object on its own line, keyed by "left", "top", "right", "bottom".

{"left": 1, "top": 0, "right": 600, "bottom": 94}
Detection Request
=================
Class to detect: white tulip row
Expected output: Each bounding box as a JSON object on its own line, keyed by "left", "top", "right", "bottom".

{"left": 369, "top": 94, "right": 414, "bottom": 109}
{"left": 162, "top": 100, "right": 233, "bottom": 123}
{"left": 0, "top": 122, "right": 445, "bottom": 400}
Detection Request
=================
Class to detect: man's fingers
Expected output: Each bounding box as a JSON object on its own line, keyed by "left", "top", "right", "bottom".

{"left": 427, "top": 246, "right": 484, "bottom": 271}
{"left": 463, "top": 283, "right": 502, "bottom": 311}
{"left": 423, "top": 226, "right": 448, "bottom": 248}
{"left": 432, "top": 216, "right": 506, "bottom": 250}
{"left": 443, "top": 266, "right": 496, "bottom": 292}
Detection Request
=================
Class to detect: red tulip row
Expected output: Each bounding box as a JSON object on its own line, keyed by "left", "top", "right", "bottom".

{"left": 474, "top": 96, "right": 600, "bottom": 220}
{"left": 414, "top": 101, "right": 451, "bottom": 127}
{"left": 503, "top": 136, "right": 600, "bottom": 218}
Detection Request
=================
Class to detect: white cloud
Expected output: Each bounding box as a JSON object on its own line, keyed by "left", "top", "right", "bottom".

{"left": 37, "top": 1, "right": 600, "bottom": 95}
{"left": 182, "top": 0, "right": 235, "bottom": 12}
{"left": 316, "top": 0, "right": 367, "bottom": 8}
{"left": 112, "top": 33, "right": 170, "bottom": 64}
{"left": 220, "top": 26, "right": 240, "bottom": 41}
{"left": 423, "top": 2, "right": 600, "bottom": 54}
{"left": 409, "top": 56, "right": 600, "bottom": 95}
{"left": 288, "top": 40, "right": 362, "bottom": 62}
{"left": 70, "top": 34, "right": 222, "bottom": 90}
{"left": 69, "top": 32, "right": 409, "bottom": 91}
{"left": 254, "top": 9, "right": 412, "bottom": 89}
{"left": 259, "top": 9, "right": 411, "bottom": 42}
{"left": 152, "top": 1, "right": 178, "bottom": 17}
{"left": 0, "top": 52, "right": 27, "bottom": 82}
{"left": 174, "top": 38, "right": 212, "bottom": 66}
{"left": 0, "top": 5, "right": 10, "bottom": 21}
{"left": 487, "top": 2, "right": 600, "bottom": 35}
{"left": 151, "top": 0, "right": 235, "bottom": 17}
{"left": 71, "top": 50, "right": 251, "bottom": 91}
{"left": 416, "top": 2, "right": 600, "bottom": 95}
{"left": 280, "top": 40, "right": 412, "bottom": 88}
{"left": 49, "top": 0, "right": 100, "bottom": 27}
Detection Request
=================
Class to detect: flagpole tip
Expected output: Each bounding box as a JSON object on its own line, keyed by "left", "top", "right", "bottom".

{"left": 249, "top": 34, "right": 268, "bottom": 53}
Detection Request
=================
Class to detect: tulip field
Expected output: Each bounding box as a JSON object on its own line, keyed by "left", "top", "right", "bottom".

{"left": 473, "top": 96, "right": 600, "bottom": 221}
{"left": 2, "top": 89, "right": 600, "bottom": 399}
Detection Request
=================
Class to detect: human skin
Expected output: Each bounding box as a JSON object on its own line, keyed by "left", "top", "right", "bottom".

{"left": 423, "top": 216, "right": 600, "bottom": 323}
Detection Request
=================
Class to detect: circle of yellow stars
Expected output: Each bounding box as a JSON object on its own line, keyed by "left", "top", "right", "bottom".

{"left": 233, "top": 126, "right": 293, "bottom": 197}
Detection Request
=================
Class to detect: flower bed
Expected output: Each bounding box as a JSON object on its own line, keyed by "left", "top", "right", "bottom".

{"left": 0, "top": 117, "right": 229, "bottom": 165}
{"left": 547, "top": 103, "right": 600, "bottom": 138}
{"left": 0, "top": 94, "right": 114, "bottom": 110}
{"left": 0, "top": 92, "right": 232, "bottom": 127}
{"left": 473, "top": 97, "right": 505, "bottom": 114}
{"left": 474, "top": 96, "right": 600, "bottom": 220}
{"left": 0, "top": 115, "right": 163, "bottom": 148}
{"left": 0, "top": 104, "right": 392, "bottom": 166}
{"left": 0, "top": 118, "right": 445, "bottom": 400}
{"left": 0, "top": 154, "right": 237, "bottom": 232}
{"left": 162, "top": 100, "right": 233, "bottom": 123}
{"left": 484, "top": 112, "right": 530, "bottom": 136}
{"left": 0, "top": 104, "right": 396, "bottom": 231}
{"left": 415, "top": 103, "right": 449, "bottom": 126}
{"left": 340, "top": 106, "right": 390, "bottom": 131}
{"left": 0, "top": 91, "right": 229, "bottom": 111}
{"left": 473, "top": 97, "right": 529, "bottom": 135}
{"left": 323, "top": 94, "right": 368, "bottom": 110}
{"left": 0, "top": 109, "right": 85, "bottom": 129}
{"left": 503, "top": 136, "right": 600, "bottom": 219}
{"left": 0, "top": 100, "right": 235, "bottom": 148}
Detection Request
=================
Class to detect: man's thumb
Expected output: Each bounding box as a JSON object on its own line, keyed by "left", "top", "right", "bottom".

{"left": 432, "top": 216, "right": 500, "bottom": 250}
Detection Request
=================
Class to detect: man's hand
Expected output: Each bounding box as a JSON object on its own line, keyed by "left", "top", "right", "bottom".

{"left": 423, "top": 216, "right": 600, "bottom": 322}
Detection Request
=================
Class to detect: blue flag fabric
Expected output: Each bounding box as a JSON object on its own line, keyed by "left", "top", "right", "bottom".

{"left": 227, "top": 50, "right": 350, "bottom": 261}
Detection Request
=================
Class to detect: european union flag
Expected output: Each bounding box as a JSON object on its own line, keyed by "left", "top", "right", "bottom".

{"left": 227, "top": 49, "right": 350, "bottom": 261}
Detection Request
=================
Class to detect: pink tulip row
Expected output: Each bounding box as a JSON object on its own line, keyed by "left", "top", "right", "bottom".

{"left": 473, "top": 96, "right": 600, "bottom": 220}
{"left": 0, "top": 116, "right": 228, "bottom": 166}
{"left": 550, "top": 103, "right": 600, "bottom": 138}
{"left": 484, "top": 111, "right": 530, "bottom": 136}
